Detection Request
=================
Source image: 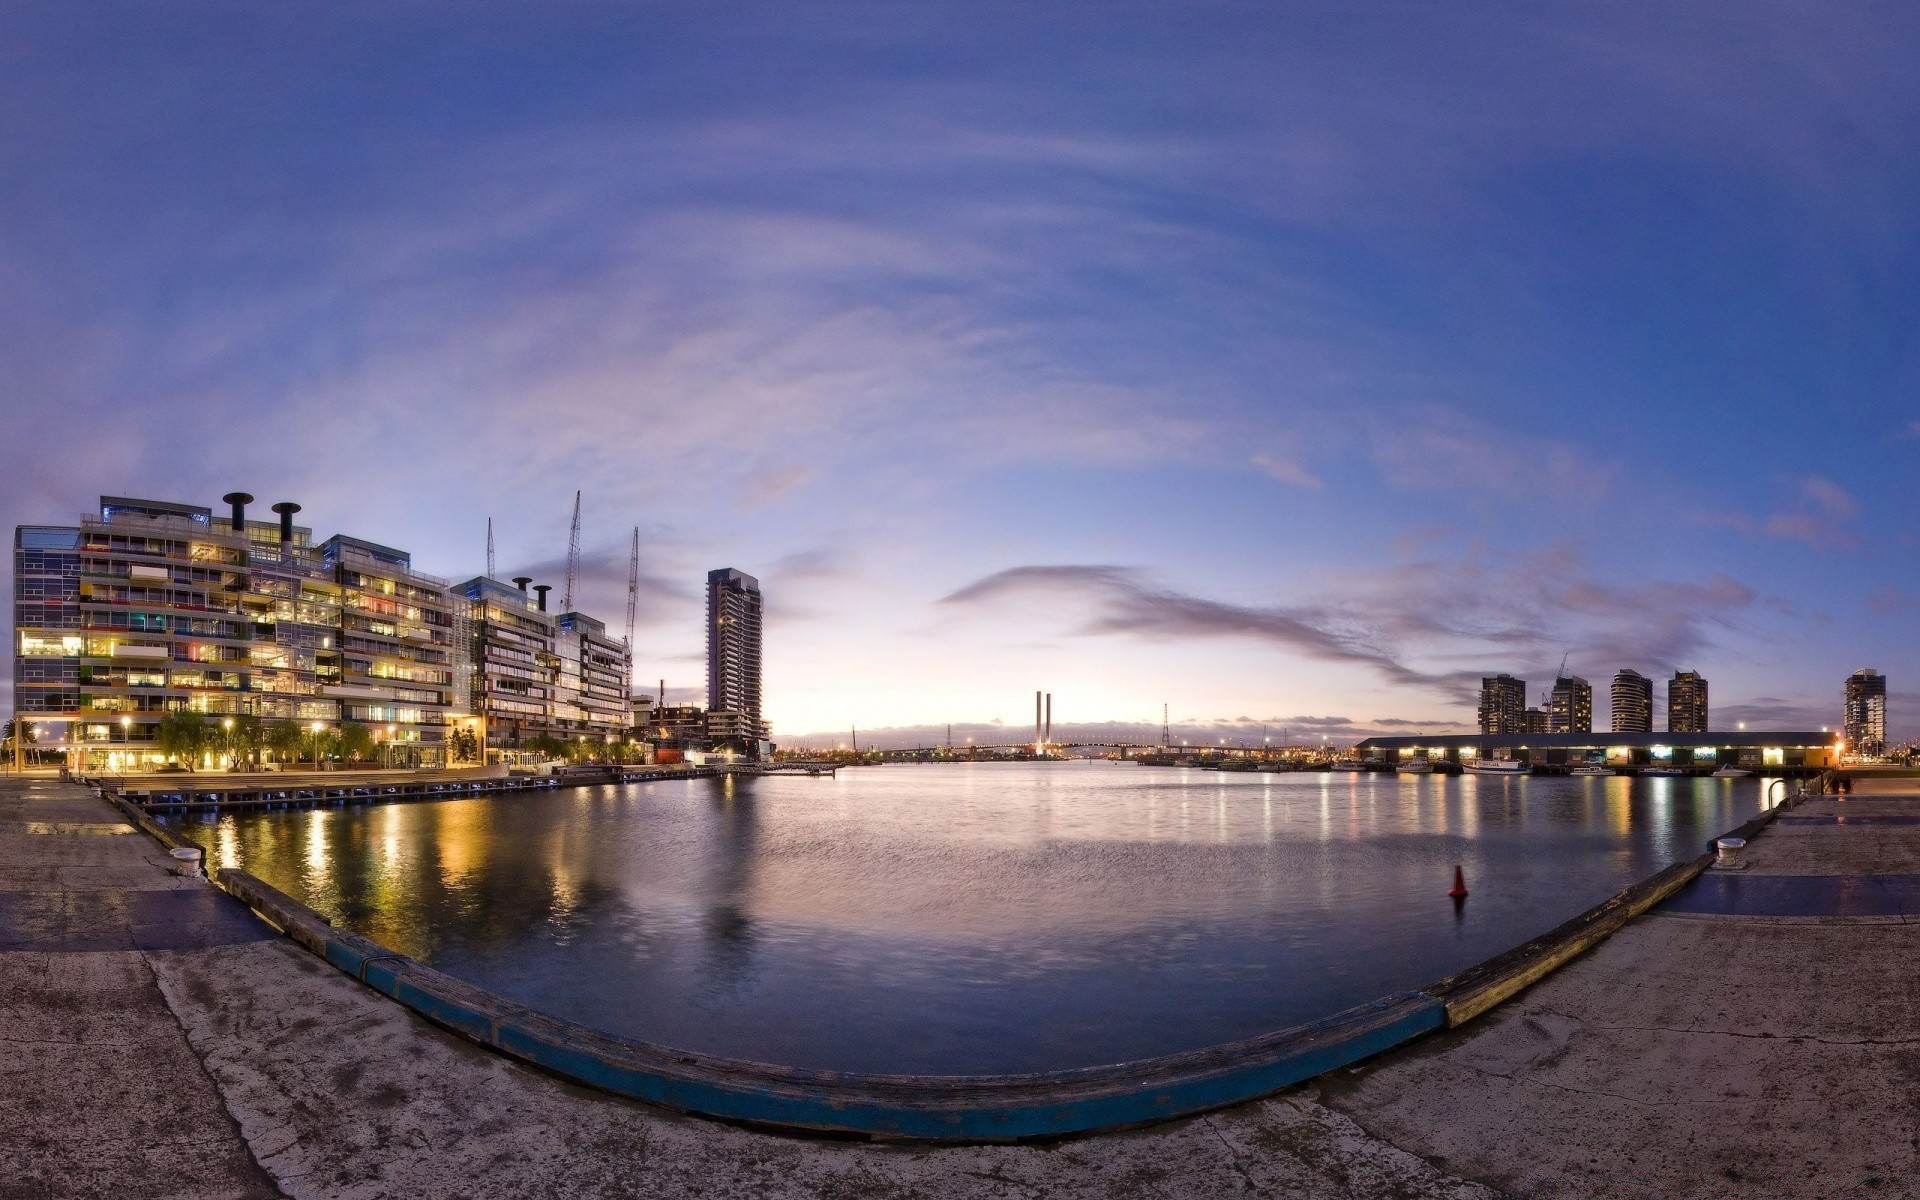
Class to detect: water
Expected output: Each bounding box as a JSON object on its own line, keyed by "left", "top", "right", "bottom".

{"left": 164, "top": 763, "right": 1773, "bottom": 1075}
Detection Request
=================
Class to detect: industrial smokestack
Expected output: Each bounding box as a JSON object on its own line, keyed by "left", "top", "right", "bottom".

{"left": 221, "top": 492, "right": 253, "bottom": 533}
{"left": 1045, "top": 693, "right": 1052, "bottom": 743}
{"left": 533, "top": 584, "right": 551, "bottom": 612}
{"left": 1036, "top": 691, "right": 1042, "bottom": 745}
{"left": 270, "top": 501, "right": 300, "bottom": 544}
{"left": 513, "top": 576, "right": 532, "bottom": 592}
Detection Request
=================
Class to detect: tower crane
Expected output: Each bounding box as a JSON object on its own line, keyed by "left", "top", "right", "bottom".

{"left": 561, "top": 491, "right": 582, "bottom": 612}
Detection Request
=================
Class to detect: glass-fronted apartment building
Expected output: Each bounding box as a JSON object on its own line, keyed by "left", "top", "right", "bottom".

{"left": 453, "top": 575, "right": 560, "bottom": 762}
{"left": 13, "top": 496, "right": 455, "bottom": 770}
{"left": 554, "top": 610, "right": 631, "bottom": 744}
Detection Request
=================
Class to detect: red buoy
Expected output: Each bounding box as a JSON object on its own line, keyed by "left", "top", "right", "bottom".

{"left": 1447, "top": 865, "right": 1469, "bottom": 898}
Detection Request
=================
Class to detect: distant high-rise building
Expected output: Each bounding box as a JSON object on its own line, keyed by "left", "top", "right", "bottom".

{"left": 1844, "top": 668, "right": 1887, "bottom": 756}
{"left": 1478, "top": 674, "right": 1527, "bottom": 734}
{"left": 1549, "top": 676, "right": 1593, "bottom": 734}
{"left": 1522, "top": 706, "right": 1549, "bottom": 734}
{"left": 1668, "top": 670, "right": 1709, "bottom": 733}
{"left": 1611, "top": 669, "right": 1653, "bottom": 733}
{"left": 706, "top": 568, "right": 764, "bottom": 753}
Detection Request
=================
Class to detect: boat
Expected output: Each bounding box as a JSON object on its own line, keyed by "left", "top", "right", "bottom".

{"left": 1464, "top": 759, "right": 1531, "bottom": 775}
{"left": 1215, "top": 758, "right": 1258, "bottom": 772}
{"left": 1255, "top": 762, "right": 1288, "bottom": 773}
{"left": 1709, "top": 766, "right": 1753, "bottom": 778}
{"left": 1396, "top": 758, "right": 1434, "bottom": 775}
{"left": 1569, "top": 765, "right": 1612, "bottom": 776}
{"left": 1329, "top": 761, "right": 1369, "bottom": 772}
{"left": 1639, "top": 767, "right": 1686, "bottom": 777}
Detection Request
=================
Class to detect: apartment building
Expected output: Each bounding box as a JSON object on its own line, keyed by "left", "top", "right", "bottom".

{"left": 13, "top": 495, "right": 454, "bottom": 770}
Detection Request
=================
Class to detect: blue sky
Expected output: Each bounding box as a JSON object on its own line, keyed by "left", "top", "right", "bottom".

{"left": 5, "top": 3, "right": 1920, "bottom": 743}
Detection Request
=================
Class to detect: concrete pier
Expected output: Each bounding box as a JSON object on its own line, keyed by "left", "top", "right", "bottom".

{"left": 4, "top": 771, "right": 1915, "bottom": 1197}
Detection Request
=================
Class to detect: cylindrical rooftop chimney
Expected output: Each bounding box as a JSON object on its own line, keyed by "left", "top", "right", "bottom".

{"left": 533, "top": 584, "right": 551, "bottom": 612}
{"left": 270, "top": 501, "right": 300, "bottom": 544}
{"left": 513, "top": 576, "right": 532, "bottom": 592}
{"left": 221, "top": 492, "right": 253, "bottom": 534}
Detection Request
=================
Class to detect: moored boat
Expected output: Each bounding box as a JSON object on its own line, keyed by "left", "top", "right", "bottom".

{"left": 1639, "top": 766, "right": 1686, "bottom": 776}
{"left": 1709, "top": 766, "right": 1753, "bottom": 778}
{"left": 1569, "top": 765, "right": 1612, "bottom": 776}
{"left": 1464, "top": 759, "right": 1530, "bottom": 775}
{"left": 1396, "top": 758, "right": 1434, "bottom": 775}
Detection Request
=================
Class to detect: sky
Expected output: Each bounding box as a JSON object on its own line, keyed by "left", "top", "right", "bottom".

{"left": 5, "top": 2, "right": 1920, "bottom": 747}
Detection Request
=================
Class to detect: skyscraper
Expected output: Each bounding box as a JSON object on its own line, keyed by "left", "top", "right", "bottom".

{"left": 1549, "top": 675, "right": 1593, "bottom": 734}
{"left": 1668, "top": 670, "right": 1709, "bottom": 734}
{"left": 1478, "top": 674, "right": 1526, "bottom": 734}
{"left": 1844, "top": 668, "right": 1887, "bottom": 756}
{"left": 706, "top": 568, "right": 764, "bottom": 752}
{"left": 1611, "top": 669, "right": 1653, "bottom": 733}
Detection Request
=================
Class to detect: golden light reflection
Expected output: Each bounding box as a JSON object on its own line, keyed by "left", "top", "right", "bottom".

{"left": 304, "top": 809, "right": 332, "bottom": 885}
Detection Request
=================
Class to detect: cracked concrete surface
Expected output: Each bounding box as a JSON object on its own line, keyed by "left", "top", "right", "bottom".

{"left": 7, "top": 775, "right": 1920, "bottom": 1198}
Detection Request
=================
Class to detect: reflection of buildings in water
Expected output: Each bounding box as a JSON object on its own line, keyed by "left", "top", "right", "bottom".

{"left": 695, "top": 776, "right": 763, "bottom": 992}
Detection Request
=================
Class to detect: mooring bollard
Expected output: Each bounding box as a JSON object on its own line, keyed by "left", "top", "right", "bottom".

{"left": 169, "top": 846, "right": 204, "bottom": 878}
{"left": 1714, "top": 837, "right": 1746, "bottom": 870}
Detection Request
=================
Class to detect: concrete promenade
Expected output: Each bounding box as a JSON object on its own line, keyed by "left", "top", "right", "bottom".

{"left": 4, "top": 772, "right": 1917, "bottom": 1198}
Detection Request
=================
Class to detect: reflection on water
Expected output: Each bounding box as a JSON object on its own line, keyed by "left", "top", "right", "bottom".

{"left": 167, "top": 764, "right": 1770, "bottom": 1073}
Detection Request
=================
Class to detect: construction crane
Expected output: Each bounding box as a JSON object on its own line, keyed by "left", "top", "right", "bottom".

{"left": 624, "top": 527, "right": 640, "bottom": 649}
{"left": 561, "top": 491, "right": 582, "bottom": 612}
{"left": 486, "top": 517, "right": 495, "bottom": 579}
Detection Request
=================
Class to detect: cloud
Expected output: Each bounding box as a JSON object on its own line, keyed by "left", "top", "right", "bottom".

{"left": 940, "top": 549, "right": 1761, "bottom": 711}
{"left": 1249, "top": 453, "right": 1322, "bottom": 489}
{"left": 1363, "top": 406, "right": 1615, "bottom": 505}
{"left": 1697, "top": 475, "right": 1861, "bottom": 549}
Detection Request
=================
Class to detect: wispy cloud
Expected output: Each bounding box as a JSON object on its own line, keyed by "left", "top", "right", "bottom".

{"left": 1249, "top": 453, "right": 1322, "bottom": 489}
{"left": 941, "top": 549, "right": 1760, "bottom": 711}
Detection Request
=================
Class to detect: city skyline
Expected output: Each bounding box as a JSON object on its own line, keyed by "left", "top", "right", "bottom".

{"left": 8, "top": 6, "right": 1920, "bottom": 740}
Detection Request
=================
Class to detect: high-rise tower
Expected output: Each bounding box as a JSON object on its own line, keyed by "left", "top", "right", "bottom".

{"left": 1844, "top": 668, "right": 1886, "bottom": 756}
{"left": 1549, "top": 675, "right": 1593, "bottom": 734}
{"left": 1668, "top": 670, "right": 1709, "bottom": 734}
{"left": 1478, "top": 674, "right": 1526, "bottom": 734}
{"left": 1611, "top": 669, "right": 1653, "bottom": 733}
{"left": 706, "top": 568, "right": 764, "bottom": 753}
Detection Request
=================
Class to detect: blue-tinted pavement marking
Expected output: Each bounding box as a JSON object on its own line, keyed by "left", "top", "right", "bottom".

{"left": 1774, "top": 815, "right": 1920, "bottom": 826}
{"left": 1661, "top": 873, "right": 1920, "bottom": 918}
{"left": 0, "top": 889, "right": 277, "bottom": 952}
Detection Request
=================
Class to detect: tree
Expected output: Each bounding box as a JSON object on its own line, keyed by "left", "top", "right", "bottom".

{"left": 265, "top": 721, "right": 305, "bottom": 765}
{"left": 527, "top": 732, "right": 565, "bottom": 760}
{"left": 227, "top": 715, "right": 265, "bottom": 766}
{"left": 449, "top": 729, "right": 478, "bottom": 764}
{"left": 338, "top": 721, "right": 375, "bottom": 763}
{"left": 154, "top": 710, "right": 209, "bottom": 770}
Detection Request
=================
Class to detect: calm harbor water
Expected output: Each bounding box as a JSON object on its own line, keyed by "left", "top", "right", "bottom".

{"left": 165, "top": 763, "right": 1772, "bottom": 1074}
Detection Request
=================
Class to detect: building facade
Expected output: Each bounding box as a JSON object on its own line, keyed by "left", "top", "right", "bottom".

{"left": 1844, "top": 668, "right": 1887, "bottom": 756}
{"left": 553, "top": 610, "right": 632, "bottom": 745}
{"left": 1548, "top": 675, "right": 1593, "bottom": 734}
{"left": 1668, "top": 670, "right": 1709, "bottom": 734}
{"left": 13, "top": 496, "right": 455, "bottom": 770}
{"left": 1477, "top": 674, "right": 1527, "bottom": 735}
{"left": 706, "top": 568, "right": 765, "bottom": 753}
{"left": 452, "top": 576, "right": 560, "bottom": 762}
{"left": 1611, "top": 669, "right": 1653, "bottom": 733}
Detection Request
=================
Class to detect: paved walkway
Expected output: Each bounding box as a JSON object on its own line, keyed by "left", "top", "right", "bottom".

{"left": 4, "top": 774, "right": 1916, "bottom": 1198}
